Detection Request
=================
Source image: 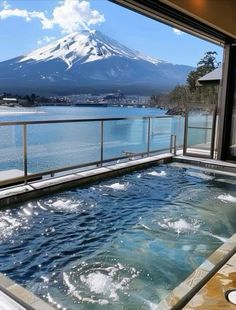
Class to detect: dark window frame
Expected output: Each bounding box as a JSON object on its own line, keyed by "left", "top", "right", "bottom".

{"left": 110, "top": 0, "right": 236, "bottom": 162}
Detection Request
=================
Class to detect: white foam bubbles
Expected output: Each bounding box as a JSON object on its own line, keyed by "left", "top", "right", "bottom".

{"left": 104, "top": 182, "right": 128, "bottom": 190}
{"left": 217, "top": 194, "right": 236, "bottom": 203}
{"left": 158, "top": 218, "right": 200, "bottom": 235}
{"left": 49, "top": 199, "right": 81, "bottom": 211}
{"left": 23, "top": 208, "right": 32, "bottom": 216}
{"left": 147, "top": 171, "right": 166, "bottom": 177}
{"left": 80, "top": 272, "right": 119, "bottom": 300}
{"left": 201, "top": 231, "right": 228, "bottom": 243}
{"left": 139, "top": 223, "right": 152, "bottom": 231}
{"left": 37, "top": 202, "right": 47, "bottom": 211}
{"left": 63, "top": 262, "right": 139, "bottom": 305}
{"left": 63, "top": 272, "right": 83, "bottom": 301}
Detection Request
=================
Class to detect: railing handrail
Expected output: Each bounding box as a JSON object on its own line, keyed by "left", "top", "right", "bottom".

{"left": 0, "top": 115, "right": 180, "bottom": 126}
{"left": 0, "top": 114, "right": 179, "bottom": 187}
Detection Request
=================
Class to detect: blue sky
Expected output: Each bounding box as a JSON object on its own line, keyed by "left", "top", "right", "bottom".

{"left": 0, "top": 0, "right": 223, "bottom": 66}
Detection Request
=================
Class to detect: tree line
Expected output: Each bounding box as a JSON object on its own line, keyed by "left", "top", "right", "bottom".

{"left": 149, "top": 51, "right": 220, "bottom": 114}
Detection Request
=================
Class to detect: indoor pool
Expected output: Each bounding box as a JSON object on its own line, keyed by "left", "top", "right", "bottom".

{"left": 0, "top": 163, "right": 236, "bottom": 309}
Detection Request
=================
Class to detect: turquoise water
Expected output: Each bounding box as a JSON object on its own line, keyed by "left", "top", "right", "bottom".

{"left": 0, "top": 106, "right": 184, "bottom": 174}
{"left": 0, "top": 163, "right": 235, "bottom": 309}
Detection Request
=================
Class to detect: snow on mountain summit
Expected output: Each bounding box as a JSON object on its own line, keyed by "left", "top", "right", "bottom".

{"left": 19, "top": 30, "right": 164, "bottom": 68}
{"left": 0, "top": 29, "right": 193, "bottom": 95}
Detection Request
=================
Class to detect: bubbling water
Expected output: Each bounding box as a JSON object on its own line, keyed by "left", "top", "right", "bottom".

{"left": 147, "top": 171, "right": 166, "bottom": 177}
{"left": 103, "top": 182, "right": 128, "bottom": 190}
{"left": 217, "top": 194, "right": 236, "bottom": 203}
{"left": 0, "top": 164, "right": 235, "bottom": 309}
{"left": 63, "top": 260, "right": 139, "bottom": 305}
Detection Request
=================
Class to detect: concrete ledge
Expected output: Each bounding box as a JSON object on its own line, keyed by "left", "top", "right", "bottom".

{"left": 174, "top": 155, "right": 236, "bottom": 174}
{"left": 0, "top": 153, "right": 173, "bottom": 208}
{"left": 156, "top": 234, "right": 236, "bottom": 310}
{"left": 170, "top": 161, "right": 236, "bottom": 178}
{"left": 0, "top": 273, "right": 55, "bottom": 310}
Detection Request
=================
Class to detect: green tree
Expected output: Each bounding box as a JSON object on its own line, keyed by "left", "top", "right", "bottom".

{"left": 187, "top": 51, "right": 220, "bottom": 92}
{"left": 149, "top": 94, "right": 161, "bottom": 107}
{"left": 168, "top": 51, "right": 220, "bottom": 113}
{"left": 169, "top": 85, "right": 190, "bottom": 105}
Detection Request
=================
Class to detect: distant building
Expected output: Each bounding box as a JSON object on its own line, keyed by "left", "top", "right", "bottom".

{"left": 197, "top": 67, "right": 222, "bottom": 86}
{"left": 2, "top": 97, "right": 18, "bottom": 103}
{"left": 0, "top": 97, "right": 18, "bottom": 106}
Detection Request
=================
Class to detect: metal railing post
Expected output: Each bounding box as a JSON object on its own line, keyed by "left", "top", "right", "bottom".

{"left": 183, "top": 105, "right": 189, "bottom": 155}
{"left": 147, "top": 117, "right": 151, "bottom": 156}
{"left": 173, "top": 135, "right": 177, "bottom": 155}
{"left": 170, "top": 134, "right": 177, "bottom": 155}
{"left": 100, "top": 120, "right": 104, "bottom": 166}
{"left": 23, "top": 124, "right": 28, "bottom": 184}
{"left": 210, "top": 105, "right": 217, "bottom": 159}
{"left": 170, "top": 135, "right": 173, "bottom": 153}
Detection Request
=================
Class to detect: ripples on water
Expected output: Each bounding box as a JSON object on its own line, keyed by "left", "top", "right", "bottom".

{"left": 0, "top": 164, "right": 236, "bottom": 309}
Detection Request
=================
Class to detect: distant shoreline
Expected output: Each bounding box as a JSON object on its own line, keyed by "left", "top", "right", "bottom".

{"left": 0, "top": 103, "right": 159, "bottom": 109}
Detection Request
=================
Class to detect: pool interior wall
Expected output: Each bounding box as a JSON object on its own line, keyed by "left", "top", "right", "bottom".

{"left": 1, "top": 158, "right": 236, "bottom": 309}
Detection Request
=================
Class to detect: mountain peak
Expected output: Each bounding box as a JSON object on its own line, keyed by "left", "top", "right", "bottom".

{"left": 19, "top": 30, "right": 164, "bottom": 69}
{"left": 0, "top": 29, "right": 193, "bottom": 95}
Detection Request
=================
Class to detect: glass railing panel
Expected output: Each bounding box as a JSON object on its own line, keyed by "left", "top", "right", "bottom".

{"left": 186, "top": 128, "right": 212, "bottom": 156}
{"left": 188, "top": 113, "right": 213, "bottom": 129}
{"left": 103, "top": 119, "right": 148, "bottom": 160}
{"left": 27, "top": 122, "right": 100, "bottom": 174}
{"left": 0, "top": 125, "right": 23, "bottom": 183}
{"left": 184, "top": 104, "right": 216, "bottom": 157}
{"left": 229, "top": 106, "right": 236, "bottom": 157}
{"left": 170, "top": 116, "right": 185, "bottom": 149}
{"left": 150, "top": 117, "right": 172, "bottom": 152}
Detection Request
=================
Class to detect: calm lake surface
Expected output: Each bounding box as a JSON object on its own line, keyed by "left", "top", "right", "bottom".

{"left": 0, "top": 105, "right": 167, "bottom": 121}
{"left": 0, "top": 106, "right": 184, "bottom": 175}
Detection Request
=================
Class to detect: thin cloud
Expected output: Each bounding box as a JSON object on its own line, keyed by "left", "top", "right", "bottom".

{"left": 2, "top": 1, "right": 10, "bottom": 9}
{"left": 0, "top": 3, "right": 53, "bottom": 27}
{"left": 173, "top": 28, "right": 184, "bottom": 36}
{"left": 0, "top": 0, "right": 105, "bottom": 33}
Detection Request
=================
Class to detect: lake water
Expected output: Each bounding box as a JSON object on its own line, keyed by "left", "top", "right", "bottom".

{"left": 0, "top": 106, "right": 167, "bottom": 121}
{"left": 0, "top": 106, "right": 184, "bottom": 176}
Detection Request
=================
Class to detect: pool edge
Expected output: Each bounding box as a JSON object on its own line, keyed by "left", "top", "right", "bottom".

{"left": 0, "top": 153, "right": 173, "bottom": 208}
{"left": 0, "top": 272, "right": 56, "bottom": 310}
{"left": 156, "top": 233, "right": 236, "bottom": 310}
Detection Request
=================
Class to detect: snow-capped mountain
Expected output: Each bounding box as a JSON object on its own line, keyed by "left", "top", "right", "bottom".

{"left": 0, "top": 30, "right": 193, "bottom": 95}
{"left": 20, "top": 30, "right": 163, "bottom": 68}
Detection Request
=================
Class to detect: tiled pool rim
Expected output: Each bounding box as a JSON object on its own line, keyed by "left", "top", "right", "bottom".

{"left": 156, "top": 233, "right": 236, "bottom": 310}
{"left": 0, "top": 153, "right": 173, "bottom": 208}
{"left": 1, "top": 154, "right": 236, "bottom": 309}
{"left": 0, "top": 272, "right": 56, "bottom": 309}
